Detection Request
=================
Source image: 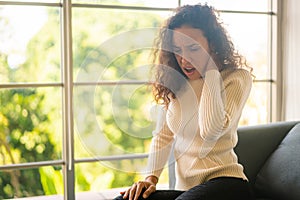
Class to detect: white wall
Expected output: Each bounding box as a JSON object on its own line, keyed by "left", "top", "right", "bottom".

{"left": 282, "top": 0, "right": 300, "bottom": 121}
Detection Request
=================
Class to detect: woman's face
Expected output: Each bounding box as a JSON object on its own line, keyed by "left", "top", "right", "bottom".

{"left": 172, "top": 25, "right": 211, "bottom": 80}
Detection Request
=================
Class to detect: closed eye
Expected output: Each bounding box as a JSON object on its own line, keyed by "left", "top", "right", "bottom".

{"left": 172, "top": 46, "right": 181, "bottom": 54}
{"left": 189, "top": 44, "right": 201, "bottom": 51}
{"left": 172, "top": 44, "right": 202, "bottom": 54}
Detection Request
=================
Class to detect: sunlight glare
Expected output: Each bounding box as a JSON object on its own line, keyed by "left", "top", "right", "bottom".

{"left": 1, "top": 6, "right": 47, "bottom": 68}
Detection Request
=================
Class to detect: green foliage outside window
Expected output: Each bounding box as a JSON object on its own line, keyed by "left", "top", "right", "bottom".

{"left": 0, "top": 89, "right": 61, "bottom": 198}
{"left": 0, "top": 4, "right": 164, "bottom": 198}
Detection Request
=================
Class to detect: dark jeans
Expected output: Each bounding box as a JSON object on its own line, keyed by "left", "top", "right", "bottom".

{"left": 114, "top": 177, "right": 255, "bottom": 200}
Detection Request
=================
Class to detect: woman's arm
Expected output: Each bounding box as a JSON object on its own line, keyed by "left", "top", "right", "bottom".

{"left": 121, "top": 105, "right": 174, "bottom": 200}
{"left": 147, "top": 105, "right": 175, "bottom": 179}
{"left": 198, "top": 68, "right": 252, "bottom": 156}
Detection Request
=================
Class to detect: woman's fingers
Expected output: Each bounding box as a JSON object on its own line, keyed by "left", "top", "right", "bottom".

{"left": 122, "top": 184, "right": 134, "bottom": 199}
{"left": 121, "top": 181, "right": 156, "bottom": 200}
{"left": 142, "top": 184, "right": 156, "bottom": 198}
{"left": 128, "top": 183, "right": 137, "bottom": 200}
{"left": 133, "top": 181, "right": 146, "bottom": 200}
{"left": 122, "top": 189, "right": 128, "bottom": 199}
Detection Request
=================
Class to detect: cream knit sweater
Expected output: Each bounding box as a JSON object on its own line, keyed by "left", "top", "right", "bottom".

{"left": 147, "top": 68, "right": 252, "bottom": 190}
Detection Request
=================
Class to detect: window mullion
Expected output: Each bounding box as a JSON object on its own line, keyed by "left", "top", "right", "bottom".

{"left": 274, "top": 0, "right": 283, "bottom": 121}
{"left": 61, "top": 0, "right": 75, "bottom": 199}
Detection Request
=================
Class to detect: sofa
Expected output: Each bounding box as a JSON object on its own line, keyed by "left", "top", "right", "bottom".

{"left": 234, "top": 121, "right": 300, "bottom": 200}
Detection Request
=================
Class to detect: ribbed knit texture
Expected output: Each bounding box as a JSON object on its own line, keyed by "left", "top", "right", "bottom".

{"left": 147, "top": 68, "right": 252, "bottom": 190}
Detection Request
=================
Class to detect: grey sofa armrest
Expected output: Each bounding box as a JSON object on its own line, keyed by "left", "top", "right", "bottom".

{"left": 235, "top": 121, "right": 299, "bottom": 186}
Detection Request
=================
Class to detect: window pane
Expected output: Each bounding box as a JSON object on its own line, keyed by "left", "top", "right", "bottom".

{"left": 240, "top": 82, "right": 270, "bottom": 125}
{"left": 72, "top": 8, "right": 169, "bottom": 80}
{"left": 74, "top": 162, "right": 145, "bottom": 194}
{"left": 182, "top": 0, "right": 269, "bottom": 12}
{"left": 0, "top": 6, "right": 61, "bottom": 83}
{"left": 0, "top": 88, "right": 62, "bottom": 164}
{"left": 74, "top": 84, "right": 153, "bottom": 158}
{"left": 76, "top": 48, "right": 152, "bottom": 82}
{"left": 74, "top": 161, "right": 169, "bottom": 194}
{"left": 220, "top": 13, "right": 269, "bottom": 80}
{"left": 0, "top": 166, "right": 63, "bottom": 198}
{"left": 72, "top": 0, "right": 178, "bottom": 8}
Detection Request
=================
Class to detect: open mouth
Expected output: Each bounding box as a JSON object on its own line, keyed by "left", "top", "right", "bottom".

{"left": 183, "top": 67, "right": 196, "bottom": 74}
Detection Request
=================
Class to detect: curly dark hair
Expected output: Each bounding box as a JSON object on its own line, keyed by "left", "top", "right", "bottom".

{"left": 151, "top": 3, "right": 250, "bottom": 107}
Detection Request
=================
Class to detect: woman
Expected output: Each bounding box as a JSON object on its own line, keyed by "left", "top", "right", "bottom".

{"left": 115, "top": 3, "right": 254, "bottom": 200}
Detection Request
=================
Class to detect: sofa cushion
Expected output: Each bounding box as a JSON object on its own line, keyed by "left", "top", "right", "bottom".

{"left": 255, "top": 123, "right": 300, "bottom": 200}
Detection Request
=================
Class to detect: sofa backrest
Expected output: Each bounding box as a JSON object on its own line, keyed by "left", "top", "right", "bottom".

{"left": 255, "top": 123, "right": 300, "bottom": 200}
{"left": 235, "top": 121, "right": 300, "bottom": 199}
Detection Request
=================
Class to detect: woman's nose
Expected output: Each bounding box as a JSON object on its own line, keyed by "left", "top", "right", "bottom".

{"left": 181, "top": 50, "right": 191, "bottom": 64}
{"left": 181, "top": 56, "right": 189, "bottom": 65}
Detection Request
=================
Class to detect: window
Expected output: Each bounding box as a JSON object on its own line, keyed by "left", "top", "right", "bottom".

{"left": 0, "top": 0, "right": 277, "bottom": 199}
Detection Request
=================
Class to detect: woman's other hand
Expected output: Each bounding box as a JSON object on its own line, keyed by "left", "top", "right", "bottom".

{"left": 120, "top": 176, "right": 158, "bottom": 200}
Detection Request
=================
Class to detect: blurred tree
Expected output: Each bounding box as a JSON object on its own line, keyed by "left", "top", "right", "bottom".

{"left": 0, "top": 89, "right": 59, "bottom": 198}
{"left": 0, "top": 7, "right": 61, "bottom": 198}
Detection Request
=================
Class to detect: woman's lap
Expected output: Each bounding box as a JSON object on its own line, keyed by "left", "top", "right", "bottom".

{"left": 114, "top": 177, "right": 254, "bottom": 200}
{"left": 175, "top": 177, "right": 254, "bottom": 200}
{"left": 113, "top": 190, "right": 183, "bottom": 200}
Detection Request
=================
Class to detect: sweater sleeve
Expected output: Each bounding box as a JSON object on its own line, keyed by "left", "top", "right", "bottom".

{"left": 146, "top": 105, "right": 175, "bottom": 179}
{"left": 198, "top": 69, "right": 252, "bottom": 157}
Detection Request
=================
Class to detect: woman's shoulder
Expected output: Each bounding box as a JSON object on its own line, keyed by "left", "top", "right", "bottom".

{"left": 221, "top": 67, "right": 253, "bottom": 83}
